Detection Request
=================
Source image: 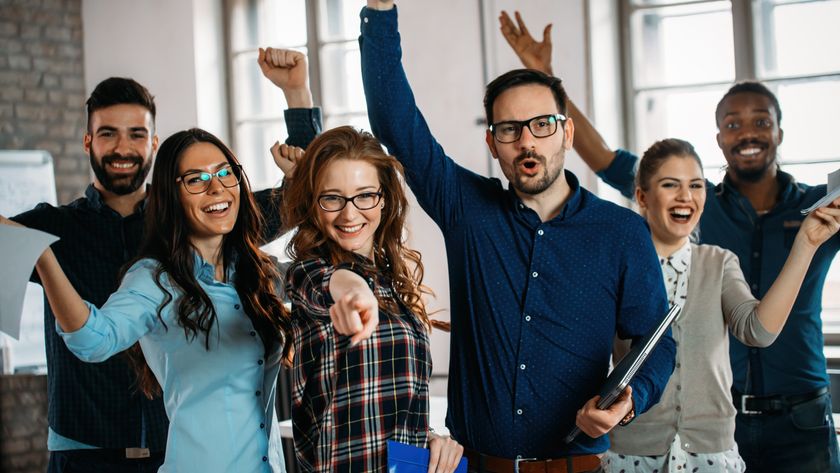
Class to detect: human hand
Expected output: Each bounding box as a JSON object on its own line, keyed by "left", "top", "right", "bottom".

{"left": 366, "top": 0, "right": 394, "bottom": 11}
{"left": 257, "top": 47, "right": 312, "bottom": 108}
{"left": 427, "top": 431, "right": 464, "bottom": 473}
{"left": 270, "top": 141, "right": 303, "bottom": 178}
{"left": 330, "top": 288, "right": 379, "bottom": 345}
{"left": 499, "top": 10, "right": 553, "bottom": 75}
{"left": 798, "top": 197, "right": 840, "bottom": 249}
{"left": 0, "top": 214, "right": 23, "bottom": 228}
{"left": 575, "top": 386, "right": 633, "bottom": 438}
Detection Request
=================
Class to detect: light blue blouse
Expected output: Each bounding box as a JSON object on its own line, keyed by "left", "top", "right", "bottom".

{"left": 58, "top": 254, "right": 286, "bottom": 473}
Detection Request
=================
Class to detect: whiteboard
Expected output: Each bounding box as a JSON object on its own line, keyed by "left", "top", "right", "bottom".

{"left": 0, "top": 150, "right": 57, "bottom": 373}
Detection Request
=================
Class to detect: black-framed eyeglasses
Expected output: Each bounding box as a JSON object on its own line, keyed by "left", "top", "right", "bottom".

{"left": 176, "top": 164, "right": 242, "bottom": 194}
{"left": 488, "top": 113, "right": 567, "bottom": 144}
{"left": 318, "top": 191, "right": 383, "bottom": 212}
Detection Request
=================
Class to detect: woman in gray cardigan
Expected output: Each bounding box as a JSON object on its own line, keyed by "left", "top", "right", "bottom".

{"left": 603, "top": 139, "right": 840, "bottom": 472}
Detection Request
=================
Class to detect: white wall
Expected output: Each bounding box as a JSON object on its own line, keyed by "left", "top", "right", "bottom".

{"left": 81, "top": 0, "right": 597, "bottom": 377}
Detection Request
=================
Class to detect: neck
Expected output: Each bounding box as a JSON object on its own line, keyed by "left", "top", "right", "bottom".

{"left": 653, "top": 236, "right": 689, "bottom": 258}
{"left": 191, "top": 236, "right": 226, "bottom": 280}
{"left": 728, "top": 167, "right": 780, "bottom": 213}
{"left": 516, "top": 172, "right": 571, "bottom": 222}
{"left": 93, "top": 181, "right": 146, "bottom": 217}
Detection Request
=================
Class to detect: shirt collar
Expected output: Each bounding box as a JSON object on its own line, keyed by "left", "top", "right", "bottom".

{"left": 508, "top": 170, "right": 583, "bottom": 223}
{"left": 84, "top": 184, "right": 149, "bottom": 214}
{"left": 659, "top": 240, "right": 691, "bottom": 274}
{"left": 193, "top": 249, "right": 237, "bottom": 284}
{"left": 716, "top": 169, "right": 801, "bottom": 204}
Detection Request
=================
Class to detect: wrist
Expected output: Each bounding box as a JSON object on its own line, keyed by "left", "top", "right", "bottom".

{"left": 366, "top": 0, "right": 394, "bottom": 11}
{"left": 283, "top": 88, "right": 313, "bottom": 108}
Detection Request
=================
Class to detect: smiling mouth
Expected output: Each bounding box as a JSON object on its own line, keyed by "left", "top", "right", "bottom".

{"left": 336, "top": 223, "right": 364, "bottom": 234}
{"left": 669, "top": 207, "right": 694, "bottom": 223}
{"left": 202, "top": 201, "right": 231, "bottom": 213}
{"left": 732, "top": 142, "right": 767, "bottom": 158}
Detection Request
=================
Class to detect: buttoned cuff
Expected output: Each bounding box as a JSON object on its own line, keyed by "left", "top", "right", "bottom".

{"left": 360, "top": 5, "right": 400, "bottom": 37}
{"left": 596, "top": 149, "right": 638, "bottom": 200}
{"left": 284, "top": 107, "right": 322, "bottom": 148}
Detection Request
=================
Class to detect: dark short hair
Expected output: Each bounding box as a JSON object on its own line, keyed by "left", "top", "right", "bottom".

{"left": 636, "top": 138, "right": 703, "bottom": 191}
{"left": 86, "top": 77, "right": 156, "bottom": 131}
{"left": 483, "top": 69, "right": 568, "bottom": 125}
{"left": 715, "top": 81, "right": 781, "bottom": 127}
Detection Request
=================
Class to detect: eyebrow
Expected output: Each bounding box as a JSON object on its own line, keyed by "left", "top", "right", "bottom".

{"left": 181, "top": 161, "right": 230, "bottom": 174}
{"left": 320, "top": 185, "right": 379, "bottom": 194}
{"left": 95, "top": 125, "right": 150, "bottom": 134}
{"left": 722, "top": 107, "right": 771, "bottom": 119}
{"left": 657, "top": 177, "right": 704, "bottom": 183}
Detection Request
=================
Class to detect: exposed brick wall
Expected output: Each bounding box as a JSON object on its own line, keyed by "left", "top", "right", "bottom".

{"left": 0, "top": 0, "right": 88, "bottom": 205}
{"left": 0, "top": 374, "right": 49, "bottom": 473}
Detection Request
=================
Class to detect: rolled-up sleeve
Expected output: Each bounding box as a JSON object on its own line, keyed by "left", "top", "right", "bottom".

{"left": 596, "top": 149, "right": 639, "bottom": 200}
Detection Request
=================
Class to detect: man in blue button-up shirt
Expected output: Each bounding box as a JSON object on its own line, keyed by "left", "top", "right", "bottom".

{"left": 360, "top": 2, "right": 676, "bottom": 466}
{"left": 500, "top": 23, "right": 840, "bottom": 471}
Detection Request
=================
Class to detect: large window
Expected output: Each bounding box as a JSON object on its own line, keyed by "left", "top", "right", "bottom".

{"left": 226, "top": 0, "right": 368, "bottom": 193}
{"left": 623, "top": 0, "right": 840, "bottom": 323}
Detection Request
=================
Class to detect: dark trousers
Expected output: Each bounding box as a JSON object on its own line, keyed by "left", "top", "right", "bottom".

{"left": 735, "top": 392, "right": 840, "bottom": 473}
{"left": 47, "top": 449, "right": 165, "bottom": 473}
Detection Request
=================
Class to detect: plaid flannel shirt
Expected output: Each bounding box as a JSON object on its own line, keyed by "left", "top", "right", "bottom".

{"left": 286, "top": 256, "right": 431, "bottom": 472}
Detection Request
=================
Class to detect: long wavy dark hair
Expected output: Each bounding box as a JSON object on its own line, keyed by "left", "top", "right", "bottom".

{"left": 127, "top": 128, "right": 291, "bottom": 398}
{"left": 282, "top": 126, "right": 432, "bottom": 328}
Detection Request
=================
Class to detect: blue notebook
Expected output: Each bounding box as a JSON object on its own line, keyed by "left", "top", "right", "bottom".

{"left": 387, "top": 440, "right": 468, "bottom": 472}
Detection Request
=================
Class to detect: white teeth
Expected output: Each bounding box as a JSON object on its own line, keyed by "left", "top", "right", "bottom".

{"left": 110, "top": 162, "right": 135, "bottom": 169}
{"left": 738, "top": 147, "right": 761, "bottom": 156}
{"left": 338, "top": 224, "right": 363, "bottom": 233}
{"left": 671, "top": 208, "right": 692, "bottom": 217}
{"left": 203, "top": 202, "right": 230, "bottom": 212}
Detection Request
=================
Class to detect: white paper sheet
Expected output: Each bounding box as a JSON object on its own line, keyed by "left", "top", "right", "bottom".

{"left": 801, "top": 168, "right": 840, "bottom": 215}
{"left": 0, "top": 225, "right": 58, "bottom": 339}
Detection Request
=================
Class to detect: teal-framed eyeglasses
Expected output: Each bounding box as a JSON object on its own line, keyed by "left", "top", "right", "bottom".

{"left": 488, "top": 113, "right": 567, "bottom": 144}
{"left": 176, "top": 164, "right": 242, "bottom": 194}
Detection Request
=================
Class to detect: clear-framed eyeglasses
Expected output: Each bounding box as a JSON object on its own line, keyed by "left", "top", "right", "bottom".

{"left": 176, "top": 164, "right": 242, "bottom": 194}
{"left": 317, "top": 191, "right": 383, "bottom": 212}
{"left": 488, "top": 113, "right": 567, "bottom": 144}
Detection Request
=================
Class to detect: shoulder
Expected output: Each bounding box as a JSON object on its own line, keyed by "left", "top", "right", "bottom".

{"left": 691, "top": 243, "right": 740, "bottom": 274}
{"left": 580, "top": 190, "right": 648, "bottom": 231}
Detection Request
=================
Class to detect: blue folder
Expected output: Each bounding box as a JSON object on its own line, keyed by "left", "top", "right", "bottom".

{"left": 387, "top": 440, "right": 468, "bottom": 472}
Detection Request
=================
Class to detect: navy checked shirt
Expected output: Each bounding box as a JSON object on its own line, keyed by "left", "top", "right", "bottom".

{"left": 359, "top": 7, "right": 674, "bottom": 458}
{"left": 601, "top": 150, "right": 840, "bottom": 395}
{"left": 10, "top": 108, "right": 320, "bottom": 450}
{"left": 286, "top": 256, "right": 431, "bottom": 471}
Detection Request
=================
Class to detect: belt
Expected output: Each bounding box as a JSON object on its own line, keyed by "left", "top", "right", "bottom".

{"left": 57, "top": 448, "right": 158, "bottom": 460}
{"left": 464, "top": 448, "right": 601, "bottom": 473}
{"left": 734, "top": 386, "right": 828, "bottom": 415}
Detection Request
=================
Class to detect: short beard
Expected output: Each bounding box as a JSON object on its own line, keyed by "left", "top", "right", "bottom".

{"left": 89, "top": 150, "right": 152, "bottom": 195}
{"left": 510, "top": 150, "right": 564, "bottom": 195}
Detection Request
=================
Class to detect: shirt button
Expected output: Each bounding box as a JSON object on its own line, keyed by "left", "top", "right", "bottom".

{"left": 234, "top": 304, "right": 241, "bottom": 310}
{"left": 520, "top": 364, "right": 526, "bottom": 370}
{"left": 516, "top": 409, "right": 523, "bottom": 415}
{"left": 250, "top": 331, "right": 256, "bottom": 337}
{"left": 676, "top": 405, "right": 681, "bottom": 411}
{"left": 519, "top": 203, "right": 524, "bottom": 209}
{"left": 255, "top": 390, "right": 262, "bottom": 396}
{"left": 751, "top": 283, "right": 758, "bottom": 291}
{"left": 752, "top": 252, "right": 759, "bottom": 258}
{"left": 537, "top": 229, "right": 544, "bottom": 236}
{"left": 676, "top": 363, "right": 681, "bottom": 368}
{"left": 516, "top": 455, "right": 522, "bottom": 460}
{"left": 676, "top": 385, "right": 681, "bottom": 390}
{"left": 525, "top": 315, "right": 531, "bottom": 322}
{"left": 260, "top": 423, "right": 265, "bottom": 429}
{"left": 258, "top": 359, "right": 264, "bottom": 365}
{"left": 531, "top": 271, "right": 538, "bottom": 278}
{"left": 262, "top": 456, "right": 268, "bottom": 462}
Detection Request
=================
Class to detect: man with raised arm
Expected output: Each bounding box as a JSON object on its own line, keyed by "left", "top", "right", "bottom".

{"left": 9, "top": 53, "right": 315, "bottom": 472}
{"left": 499, "top": 10, "right": 840, "bottom": 472}
{"left": 359, "top": 3, "right": 676, "bottom": 471}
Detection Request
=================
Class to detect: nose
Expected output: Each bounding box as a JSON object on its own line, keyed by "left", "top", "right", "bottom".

{"left": 206, "top": 175, "right": 225, "bottom": 194}
{"left": 338, "top": 201, "right": 360, "bottom": 218}
{"left": 676, "top": 185, "right": 692, "bottom": 201}
{"left": 517, "top": 125, "right": 537, "bottom": 150}
{"left": 113, "top": 132, "right": 132, "bottom": 156}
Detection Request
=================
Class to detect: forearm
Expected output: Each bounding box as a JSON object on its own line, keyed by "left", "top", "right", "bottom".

{"left": 755, "top": 236, "right": 817, "bottom": 333}
{"left": 366, "top": 0, "right": 394, "bottom": 10}
{"left": 567, "top": 98, "right": 615, "bottom": 172}
{"left": 283, "top": 87, "right": 312, "bottom": 109}
{"left": 34, "top": 248, "right": 91, "bottom": 332}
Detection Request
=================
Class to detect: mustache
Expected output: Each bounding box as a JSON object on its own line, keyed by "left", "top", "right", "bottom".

{"left": 732, "top": 139, "right": 767, "bottom": 151}
{"left": 102, "top": 153, "right": 144, "bottom": 166}
{"left": 515, "top": 150, "right": 545, "bottom": 164}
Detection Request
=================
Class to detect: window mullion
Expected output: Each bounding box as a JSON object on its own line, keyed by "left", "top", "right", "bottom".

{"left": 306, "top": 0, "right": 324, "bottom": 111}
{"left": 731, "top": 0, "right": 757, "bottom": 80}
